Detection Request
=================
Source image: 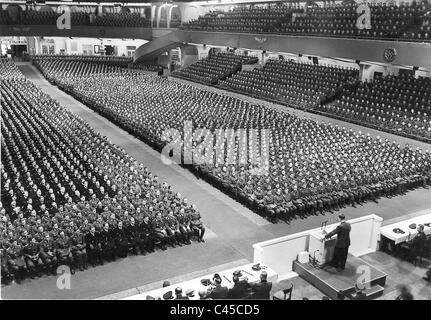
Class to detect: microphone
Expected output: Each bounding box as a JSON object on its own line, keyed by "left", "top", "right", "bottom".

{"left": 321, "top": 220, "right": 328, "bottom": 230}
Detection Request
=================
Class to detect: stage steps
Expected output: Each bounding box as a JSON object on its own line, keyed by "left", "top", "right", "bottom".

{"left": 363, "top": 284, "right": 385, "bottom": 299}
{"left": 293, "top": 254, "right": 387, "bottom": 300}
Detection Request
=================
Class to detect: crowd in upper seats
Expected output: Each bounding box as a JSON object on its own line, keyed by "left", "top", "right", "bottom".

{"left": 181, "top": 1, "right": 431, "bottom": 41}
{"left": 0, "top": 8, "right": 150, "bottom": 27}
{"left": 0, "top": 59, "right": 204, "bottom": 285}
{"left": 282, "top": 2, "right": 429, "bottom": 40}
{"left": 32, "top": 58, "right": 431, "bottom": 227}
{"left": 315, "top": 74, "right": 431, "bottom": 141}
{"left": 172, "top": 52, "right": 259, "bottom": 84}
{"left": 182, "top": 2, "right": 301, "bottom": 34}
{"left": 219, "top": 58, "right": 358, "bottom": 110}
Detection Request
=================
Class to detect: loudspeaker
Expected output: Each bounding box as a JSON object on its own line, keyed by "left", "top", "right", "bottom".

{"left": 312, "top": 57, "right": 318, "bottom": 65}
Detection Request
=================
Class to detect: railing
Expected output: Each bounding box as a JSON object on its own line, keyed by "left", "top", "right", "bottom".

{"left": 178, "top": 28, "right": 431, "bottom": 43}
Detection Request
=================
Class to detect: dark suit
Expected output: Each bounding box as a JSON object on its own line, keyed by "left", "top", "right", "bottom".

{"left": 251, "top": 280, "right": 272, "bottom": 300}
{"left": 209, "top": 284, "right": 229, "bottom": 299}
{"left": 228, "top": 282, "right": 251, "bottom": 299}
{"left": 325, "top": 221, "right": 351, "bottom": 269}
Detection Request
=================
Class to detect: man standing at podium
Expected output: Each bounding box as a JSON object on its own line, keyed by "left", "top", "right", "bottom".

{"left": 323, "top": 214, "right": 351, "bottom": 271}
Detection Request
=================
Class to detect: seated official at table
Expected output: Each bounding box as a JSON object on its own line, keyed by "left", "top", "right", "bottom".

{"left": 199, "top": 288, "right": 212, "bottom": 300}
{"left": 251, "top": 271, "right": 273, "bottom": 300}
{"left": 400, "top": 224, "right": 427, "bottom": 261}
{"left": 208, "top": 273, "right": 229, "bottom": 299}
{"left": 323, "top": 214, "right": 351, "bottom": 272}
{"left": 228, "top": 276, "right": 250, "bottom": 299}
{"left": 174, "top": 287, "right": 189, "bottom": 300}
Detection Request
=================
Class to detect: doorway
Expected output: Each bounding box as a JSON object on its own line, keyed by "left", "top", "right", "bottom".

{"left": 10, "top": 44, "right": 27, "bottom": 58}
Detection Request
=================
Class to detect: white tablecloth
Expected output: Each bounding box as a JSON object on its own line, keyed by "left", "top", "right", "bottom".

{"left": 380, "top": 212, "right": 431, "bottom": 245}
{"left": 123, "top": 262, "right": 278, "bottom": 300}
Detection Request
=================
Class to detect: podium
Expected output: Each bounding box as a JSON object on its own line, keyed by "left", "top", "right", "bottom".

{"left": 308, "top": 228, "right": 337, "bottom": 266}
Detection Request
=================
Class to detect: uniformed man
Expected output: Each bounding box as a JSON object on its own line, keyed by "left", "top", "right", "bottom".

{"left": 56, "top": 230, "right": 75, "bottom": 274}
{"left": 190, "top": 205, "right": 205, "bottom": 242}
{"left": 85, "top": 225, "right": 103, "bottom": 266}
{"left": 1, "top": 248, "right": 13, "bottom": 285}
{"left": 126, "top": 217, "right": 141, "bottom": 255}
{"left": 99, "top": 223, "right": 116, "bottom": 262}
{"left": 165, "top": 211, "right": 182, "bottom": 246}
{"left": 39, "top": 233, "right": 58, "bottom": 275}
{"left": 114, "top": 220, "right": 128, "bottom": 258}
{"left": 138, "top": 215, "right": 156, "bottom": 253}
{"left": 7, "top": 239, "right": 28, "bottom": 284}
{"left": 152, "top": 212, "right": 169, "bottom": 250}
{"left": 24, "top": 237, "right": 44, "bottom": 278}
{"left": 177, "top": 208, "right": 193, "bottom": 245}
{"left": 71, "top": 228, "right": 87, "bottom": 271}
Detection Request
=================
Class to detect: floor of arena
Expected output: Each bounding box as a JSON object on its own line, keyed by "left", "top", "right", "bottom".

{"left": 1, "top": 63, "right": 430, "bottom": 299}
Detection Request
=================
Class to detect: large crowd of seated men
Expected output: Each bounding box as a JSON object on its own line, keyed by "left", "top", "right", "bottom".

{"left": 281, "top": 1, "right": 430, "bottom": 40}
{"left": 32, "top": 58, "right": 431, "bottom": 228}
{"left": 181, "top": 2, "right": 301, "bottom": 34}
{"left": 315, "top": 74, "right": 431, "bottom": 142}
{"left": 172, "top": 52, "right": 258, "bottom": 85}
{"left": 219, "top": 58, "right": 358, "bottom": 110}
{"left": 0, "top": 60, "right": 205, "bottom": 285}
{"left": 0, "top": 8, "right": 150, "bottom": 27}
{"left": 33, "top": 55, "right": 131, "bottom": 86}
{"left": 181, "top": 1, "right": 430, "bottom": 41}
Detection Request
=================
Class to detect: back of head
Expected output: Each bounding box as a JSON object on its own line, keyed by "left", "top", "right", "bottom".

{"left": 199, "top": 289, "right": 207, "bottom": 299}
{"left": 175, "top": 287, "right": 182, "bottom": 296}
{"left": 260, "top": 271, "right": 268, "bottom": 281}
{"left": 213, "top": 273, "right": 222, "bottom": 285}
{"left": 233, "top": 276, "right": 239, "bottom": 284}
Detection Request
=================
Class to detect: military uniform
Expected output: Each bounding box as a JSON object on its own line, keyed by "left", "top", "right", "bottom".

{"left": 99, "top": 228, "right": 116, "bottom": 262}
{"left": 71, "top": 231, "right": 87, "bottom": 271}
{"left": 114, "top": 225, "right": 128, "bottom": 258}
{"left": 55, "top": 234, "right": 75, "bottom": 274}
{"left": 39, "top": 235, "right": 58, "bottom": 275}
{"left": 138, "top": 218, "right": 156, "bottom": 252}
{"left": 24, "top": 240, "right": 44, "bottom": 277}
{"left": 164, "top": 214, "right": 182, "bottom": 246}
{"left": 1, "top": 249, "right": 13, "bottom": 284}
{"left": 126, "top": 221, "right": 141, "bottom": 255}
{"left": 190, "top": 209, "right": 205, "bottom": 242}
{"left": 7, "top": 243, "right": 28, "bottom": 283}
{"left": 177, "top": 211, "right": 193, "bottom": 244}
{"left": 85, "top": 230, "right": 103, "bottom": 266}
{"left": 152, "top": 216, "right": 169, "bottom": 250}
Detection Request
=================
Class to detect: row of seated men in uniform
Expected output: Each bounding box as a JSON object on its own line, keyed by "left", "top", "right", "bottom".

{"left": 219, "top": 58, "right": 358, "bottom": 110}
{"left": 0, "top": 60, "right": 205, "bottom": 284}
{"left": 33, "top": 56, "right": 130, "bottom": 85}
{"left": 316, "top": 74, "right": 431, "bottom": 142}
{"left": 172, "top": 52, "right": 258, "bottom": 85}
{"left": 31, "top": 59, "right": 431, "bottom": 224}
{"left": 0, "top": 198, "right": 205, "bottom": 285}
{"left": 217, "top": 58, "right": 429, "bottom": 142}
